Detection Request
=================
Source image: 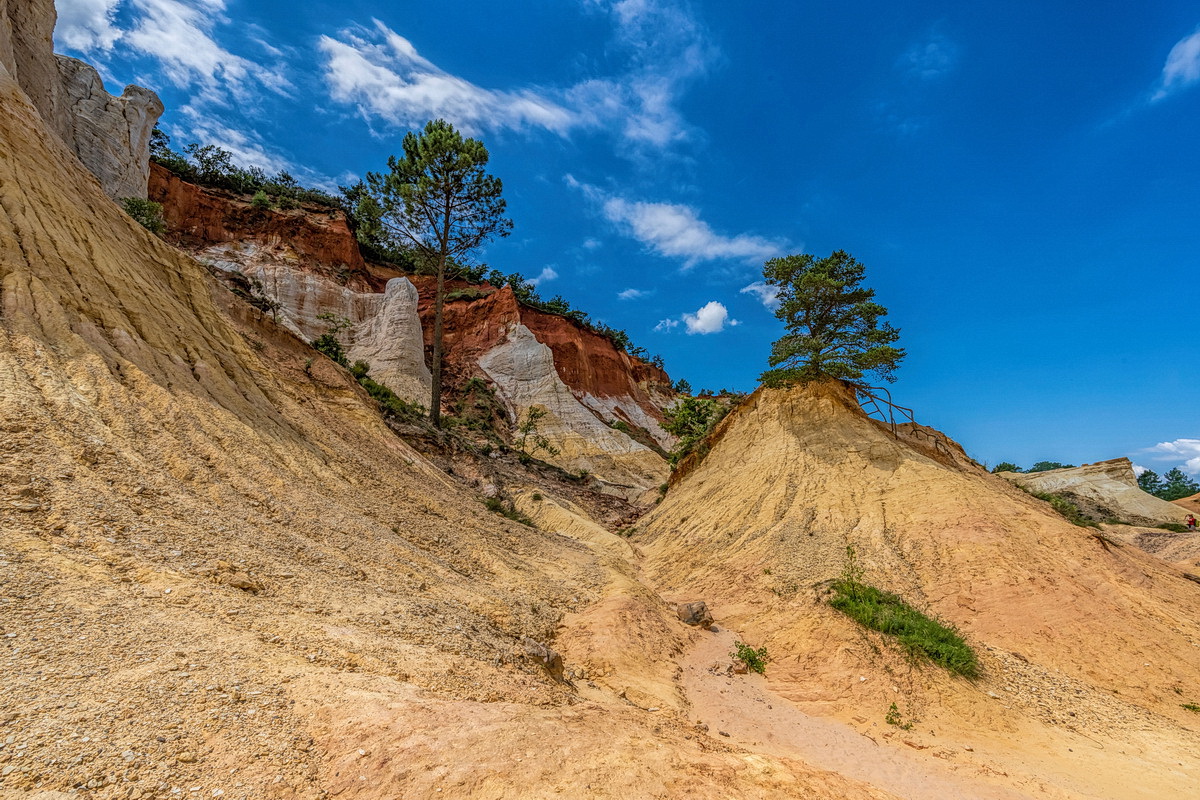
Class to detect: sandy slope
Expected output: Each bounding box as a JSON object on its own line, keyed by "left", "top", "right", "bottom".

{"left": 0, "top": 51, "right": 905, "bottom": 799}
{"left": 641, "top": 382, "right": 1200, "bottom": 799}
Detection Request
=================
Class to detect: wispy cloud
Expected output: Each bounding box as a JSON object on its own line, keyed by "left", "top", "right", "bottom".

{"left": 618, "top": 288, "right": 647, "bottom": 300}
{"left": 55, "top": 0, "right": 123, "bottom": 52}
{"left": 1153, "top": 27, "right": 1200, "bottom": 101}
{"left": 568, "top": 177, "right": 784, "bottom": 269}
{"left": 319, "top": 0, "right": 716, "bottom": 154}
{"left": 319, "top": 22, "right": 578, "bottom": 136}
{"left": 740, "top": 281, "right": 781, "bottom": 311}
{"left": 901, "top": 31, "right": 959, "bottom": 81}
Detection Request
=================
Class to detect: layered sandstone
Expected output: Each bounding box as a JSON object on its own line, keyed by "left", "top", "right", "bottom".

{"left": 1, "top": 0, "right": 162, "bottom": 199}
{"left": 999, "top": 457, "right": 1190, "bottom": 526}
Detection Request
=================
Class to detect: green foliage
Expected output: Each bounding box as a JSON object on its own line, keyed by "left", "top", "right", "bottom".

{"left": 250, "top": 189, "right": 272, "bottom": 210}
{"left": 829, "top": 546, "right": 980, "bottom": 678}
{"left": 151, "top": 128, "right": 341, "bottom": 209}
{"left": 310, "top": 312, "right": 351, "bottom": 367}
{"left": 1030, "top": 490, "right": 1098, "bottom": 528}
{"left": 673, "top": 378, "right": 692, "bottom": 395}
{"left": 885, "top": 702, "right": 914, "bottom": 730}
{"left": 991, "top": 462, "right": 1022, "bottom": 474}
{"left": 120, "top": 197, "right": 166, "bottom": 235}
{"left": 1138, "top": 468, "right": 1164, "bottom": 495}
{"left": 517, "top": 406, "right": 560, "bottom": 459}
{"left": 1182, "top": 703, "right": 1200, "bottom": 713}
{"left": 759, "top": 250, "right": 904, "bottom": 388}
{"left": 1026, "top": 461, "right": 1075, "bottom": 473}
{"left": 732, "top": 641, "right": 770, "bottom": 675}
{"left": 1159, "top": 468, "right": 1200, "bottom": 501}
{"left": 663, "top": 397, "right": 728, "bottom": 467}
{"left": 1157, "top": 522, "right": 1189, "bottom": 533}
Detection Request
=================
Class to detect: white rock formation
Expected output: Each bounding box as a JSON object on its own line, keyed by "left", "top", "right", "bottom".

{"left": 202, "top": 242, "right": 431, "bottom": 405}
{"left": 479, "top": 324, "right": 668, "bottom": 497}
{"left": 999, "top": 458, "right": 1189, "bottom": 526}
{"left": 0, "top": 0, "right": 163, "bottom": 199}
{"left": 55, "top": 55, "right": 163, "bottom": 200}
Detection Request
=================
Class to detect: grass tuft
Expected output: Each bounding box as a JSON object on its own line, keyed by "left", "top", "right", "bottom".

{"left": 829, "top": 547, "right": 979, "bottom": 678}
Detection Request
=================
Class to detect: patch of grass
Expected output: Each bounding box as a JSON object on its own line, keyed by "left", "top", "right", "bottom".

{"left": 885, "top": 702, "right": 914, "bottom": 730}
{"left": 829, "top": 547, "right": 980, "bottom": 678}
{"left": 1030, "top": 490, "right": 1099, "bottom": 528}
{"left": 1157, "top": 522, "right": 1189, "bottom": 533}
{"left": 732, "top": 641, "right": 769, "bottom": 674}
{"left": 483, "top": 496, "right": 534, "bottom": 527}
{"left": 1182, "top": 703, "right": 1200, "bottom": 713}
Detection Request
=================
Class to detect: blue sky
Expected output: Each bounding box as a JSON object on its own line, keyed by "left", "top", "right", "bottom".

{"left": 54, "top": 0, "right": 1198, "bottom": 477}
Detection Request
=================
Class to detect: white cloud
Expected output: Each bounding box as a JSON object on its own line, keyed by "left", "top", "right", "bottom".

{"left": 682, "top": 301, "right": 736, "bottom": 334}
{"left": 54, "top": 0, "right": 123, "bottom": 52}
{"left": 1145, "top": 438, "right": 1200, "bottom": 475}
{"left": 1132, "top": 463, "right": 1148, "bottom": 477}
{"left": 1154, "top": 27, "right": 1200, "bottom": 101}
{"left": 654, "top": 318, "right": 680, "bottom": 332}
{"left": 600, "top": 195, "right": 783, "bottom": 268}
{"left": 618, "top": 288, "right": 646, "bottom": 300}
{"left": 529, "top": 267, "right": 559, "bottom": 287}
{"left": 568, "top": 178, "right": 783, "bottom": 268}
{"left": 177, "top": 107, "right": 294, "bottom": 174}
{"left": 740, "top": 281, "right": 781, "bottom": 311}
{"left": 582, "top": 238, "right": 603, "bottom": 250}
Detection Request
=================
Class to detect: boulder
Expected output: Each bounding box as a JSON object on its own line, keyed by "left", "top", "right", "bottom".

{"left": 676, "top": 601, "right": 714, "bottom": 627}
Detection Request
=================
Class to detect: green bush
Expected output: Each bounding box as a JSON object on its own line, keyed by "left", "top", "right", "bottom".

{"left": 251, "top": 190, "right": 272, "bottom": 210}
{"left": 829, "top": 547, "right": 979, "bottom": 678}
{"left": 1157, "top": 522, "right": 1189, "bottom": 533}
{"left": 732, "top": 641, "right": 769, "bottom": 674}
{"left": 121, "top": 198, "right": 166, "bottom": 235}
{"left": 483, "top": 496, "right": 533, "bottom": 526}
{"left": 1030, "top": 491, "right": 1098, "bottom": 528}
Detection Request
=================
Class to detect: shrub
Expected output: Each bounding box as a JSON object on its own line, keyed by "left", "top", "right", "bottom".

{"left": 251, "top": 190, "right": 272, "bottom": 210}
{"left": 121, "top": 198, "right": 166, "bottom": 235}
{"left": 1157, "top": 522, "right": 1189, "bottom": 533}
{"left": 829, "top": 546, "right": 979, "bottom": 678}
{"left": 1030, "top": 490, "right": 1098, "bottom": 528}
{"left": 732, "top": 641, "right": 769, "bottom": 674}
{"left": 663, "top": 396, "right": 728, "bottom": 467}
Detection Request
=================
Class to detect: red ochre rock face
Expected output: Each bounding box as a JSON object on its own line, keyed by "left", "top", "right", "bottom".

{"left": 148, "top": 163, "right": 367, "bottom": 282}
{"left": 409, "top": 276, "right": 670, "bottom": 415}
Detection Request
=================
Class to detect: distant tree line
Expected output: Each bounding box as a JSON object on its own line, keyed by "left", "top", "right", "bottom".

{"left": 989, "top": 461, "right": 1075, "bottom": 474}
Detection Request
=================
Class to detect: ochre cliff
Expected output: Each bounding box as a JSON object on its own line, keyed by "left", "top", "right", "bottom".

{"left": 149, "top": 162, "right": 366, "bottom": 276}
{"left": 148, "top": 167, "right": 672, "bottom": 493}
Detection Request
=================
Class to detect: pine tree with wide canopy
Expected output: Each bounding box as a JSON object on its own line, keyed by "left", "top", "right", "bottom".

{"left": 363, "top": 119, "right": 512, "bottom": 427}
{"left": 760, "top": 250, "right": 904, "bottom": 389}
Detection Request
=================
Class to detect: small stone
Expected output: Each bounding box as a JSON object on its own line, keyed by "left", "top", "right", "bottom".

{"left": 718, "top": 730, "right": 730, "bottom": 737}
{"left": 177, "top": 751, "right": 198, "bottom": 763}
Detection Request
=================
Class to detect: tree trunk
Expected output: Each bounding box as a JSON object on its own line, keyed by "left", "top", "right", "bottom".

{"left": 430, "top": 255, "right": 446, "bottom": 428}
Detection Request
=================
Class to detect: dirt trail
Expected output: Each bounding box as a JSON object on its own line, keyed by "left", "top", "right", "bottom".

{"left": 681, "top": 626, "right": 1035, "bottom": 800}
